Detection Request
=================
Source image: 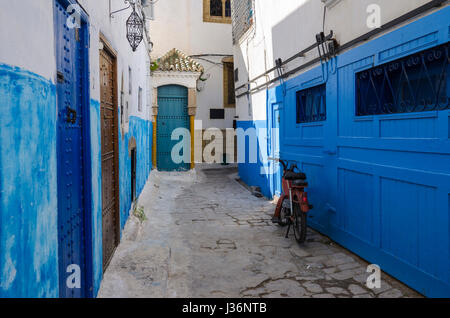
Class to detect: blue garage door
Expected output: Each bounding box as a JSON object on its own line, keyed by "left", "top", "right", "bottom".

{"left": 54, "top": 0, "right": 88, "bottom": 298}
{"left": 277, "top": 9, "right": 450, "bottom": 297}
{"left": 157, "top": 85, "right": 190, "bottom": 171}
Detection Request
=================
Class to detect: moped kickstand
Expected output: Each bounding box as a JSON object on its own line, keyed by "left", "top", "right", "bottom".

{"left": 285, "top": 223, "right": 291, "bottom": 239}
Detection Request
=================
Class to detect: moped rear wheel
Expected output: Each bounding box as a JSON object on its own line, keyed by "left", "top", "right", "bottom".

{"left": 276, "top": 198, "right": 289, "bottom": 227}
{"left": 293, "top": 203, "right": 307, "bottom": 243}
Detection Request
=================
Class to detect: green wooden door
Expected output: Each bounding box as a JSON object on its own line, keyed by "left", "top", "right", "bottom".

{"left": 157, "top": 85, "right": 190, "bottom": 171}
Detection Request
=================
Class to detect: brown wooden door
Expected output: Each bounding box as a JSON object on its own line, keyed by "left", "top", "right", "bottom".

{"left": 100, "top": 46, "right": 119, "bottom": 271}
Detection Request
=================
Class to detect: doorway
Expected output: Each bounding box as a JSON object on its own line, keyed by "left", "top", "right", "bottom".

{"left": 269, "top": 103, "right": 282, "bottom": 197}
{"left": 131, "top": 147, "right": 137, "bottom": 203}
{"left": 54, "top": 0, "right": 90, "bottom": 298}
{"left": 156, "top": 85, "right": 190, "bottom": 171}
{"left": 99, "top": 37, "right": 120, "bottom": 271}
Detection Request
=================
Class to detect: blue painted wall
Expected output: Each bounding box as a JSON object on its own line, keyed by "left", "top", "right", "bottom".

{"left": 89, "top": 105, "right": 153, "bottom": 297}
{"left": 118, "top": 115, "right": 153, "bottom": 230}
{"left": 0, "top": 64, "right": 59, "bottom": 298}
{"left": 237, "top": 120, "right": 272, "bottom": 198}
{"left": 238, "top": 7, "right": 450, "bottom": 297}
{"left": 89, "top": 99, "right": 103, "bottom": 297}
{"left": 0, "top": 67, "right": 153, "bottom": 298}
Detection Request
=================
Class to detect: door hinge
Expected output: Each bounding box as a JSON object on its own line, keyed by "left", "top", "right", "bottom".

{"left": 57, "top": 71, "right": 65, "bottom": 84}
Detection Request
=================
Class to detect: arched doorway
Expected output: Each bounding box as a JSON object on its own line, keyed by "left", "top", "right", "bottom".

{"left": 156, "top": 85, "right": 190, "bottom": 171}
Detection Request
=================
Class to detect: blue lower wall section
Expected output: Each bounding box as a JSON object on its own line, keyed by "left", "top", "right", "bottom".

{"left": 238, "top": 7, "right": 450, "bottom": 297}
{"left": 0, "top": 64, "right": 59, "bottom": 298}
{"left": 119, "top": 116, "right": 153, "bottom": 231}
{"left": 89, "top": 99, "right": 102, "bottom": 297}
{"left": 0, "top": 65, "right": 153, "bottom": 298}
{"left": 236, "top": 120, "right": 272, "bottom": 198}
{"left": 89, "top": 107, "right": 153, "bottom": 297}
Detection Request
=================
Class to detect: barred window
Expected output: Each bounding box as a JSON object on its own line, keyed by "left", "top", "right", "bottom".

{"left": 223, "top": 58, "right": 236, "bottom": 108}
{"left": 210, "top": 0, "right": 223, "bottom": 17}
{"left": 232, "top": 0, "right": 254, "bottom": 44}
{"left": 225, "top": 0, "right": 231, "bottom": 17}
{"left": 203, "top": 0, "right": 231, "bottom": 24}
{"left": 356, "top": 43, "right": 449, "bottom": 116}
{"left": 296, "top": 84, "right": 327, "bottom": 124}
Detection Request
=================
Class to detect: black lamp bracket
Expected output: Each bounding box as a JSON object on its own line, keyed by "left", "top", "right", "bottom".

{"left": 315, "top": 30, "right": 339, "bottom": 63}
{"left": 110, "top": 0, "right": 136, "bottom": 18}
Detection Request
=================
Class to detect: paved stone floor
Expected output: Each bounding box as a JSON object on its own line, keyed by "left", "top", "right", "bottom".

{"left": 98, "top": 165, "right": 421, "bottom": 298}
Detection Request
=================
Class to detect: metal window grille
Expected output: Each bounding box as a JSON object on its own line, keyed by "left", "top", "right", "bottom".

{"left": 296, "top": 84, "right": 327, "bottom": 124}
{"left": 210, "top": 0, "right": 223, "bottom": 17}
{"left": 231, "top": 0, "right": 254, "bottom": 44}
{"left": 225, "top": 62, "right": 236, "bottom": 105}
{"left": 356, "top": 43, "right": 449, "bottom": 116}
{"left": 225, "top": 0, "right": 231, "bottom": 17}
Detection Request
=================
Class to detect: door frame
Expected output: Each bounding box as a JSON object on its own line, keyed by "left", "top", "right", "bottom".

{"left": 268, "top": 102, "right": 283, "bottom": 197}
{"left": 156, "top": 84, "right": 191, "bottom": 171}
{"left": 54, "top": 0, "right": 94, "bottom": 298}
{"left": 99, "top": 33, "right": 121, "bottom": 271}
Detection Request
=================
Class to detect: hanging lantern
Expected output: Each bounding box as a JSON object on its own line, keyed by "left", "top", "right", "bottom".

{"left": 126, "top": 4, "right": 144, "bottom": 52}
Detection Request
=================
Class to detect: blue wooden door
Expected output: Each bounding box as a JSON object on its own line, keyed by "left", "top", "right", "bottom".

{"left": 278, "top": 12, "right": 450, "bottom": 295}
{"left": 332, "top": 40, "right": 450, "bottom": 296}
{"left": 280, "top": 78, "right": 334, "bottom": 233}
{"left": 55, "top": 1, "right": 87, "bottom": 298}
{"left": 268, "top": 103, "right": 282, "bottom": 196}
{"left": 157, "top": 85, "right": 190, "bottom": 171}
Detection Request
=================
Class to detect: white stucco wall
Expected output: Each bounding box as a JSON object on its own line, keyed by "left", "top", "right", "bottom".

{"left": 0, "top": 0, "right": 56, "bottom": 80}
{"left": 78, "top": 0, "right": 152, "bottom": 124}
{"left": 233, "top": 0, "right": 446, "bottom": 122}
{"left": 0, "top": 0, "right": 151, "bottom": 124}
{"left": 150, "top": 0, "right": 235, "bottom": 129}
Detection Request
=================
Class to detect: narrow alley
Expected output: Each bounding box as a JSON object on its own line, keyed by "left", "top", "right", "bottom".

{"left": 98, "top": 166, "right": 420, "bottom": 298}
{"left": 1, "top": 0, "right": 449, "bottom": 301}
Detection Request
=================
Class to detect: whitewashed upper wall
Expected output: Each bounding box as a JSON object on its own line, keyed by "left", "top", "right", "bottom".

{"left": 149, "top": 0, "right": 235, "bottom": 129}
{"left": 234, "top": 0, "right": 440, "bottom": 121}
{"left": 0, "top": 0, "right": 56, "bottom": 80}
{"left": 0, "top": 0, "right": 151, "bottom": 122}
{"left": 78, "top": 0, "right": 152, "bottom": 122}
{"left": 150, "top": 0, "right": 233, "bottom": 57}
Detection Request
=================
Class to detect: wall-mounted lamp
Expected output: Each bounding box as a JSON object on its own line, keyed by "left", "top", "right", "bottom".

{"left": 126, "top": 4, "right": 144, "bottom": 52}
{"left": 110, "top": 0, "right": 144, "bottom": 52}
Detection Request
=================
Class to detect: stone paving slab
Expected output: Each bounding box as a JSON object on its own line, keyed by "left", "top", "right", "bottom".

{"left": 98, "top": 165, "right": 422, "bottom": 298}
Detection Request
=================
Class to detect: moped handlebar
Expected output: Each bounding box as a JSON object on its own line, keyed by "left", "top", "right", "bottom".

{"left": 268, "top": 157, "right": 290, "bottom": 173}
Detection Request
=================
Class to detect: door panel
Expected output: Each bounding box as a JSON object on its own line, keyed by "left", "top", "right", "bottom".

{"left": 55, "top": 0, "right": 87, "bottom": 298}
{"left": 281, "top": 78, "right": 334, "bottom": 231}
{"left": 100, "top": 48, "right": 119, "bottom": 271}
{"left": 157, "top": 85, "right": 190, "bottom": 171}
{"left": 269, "top": 103, "right": 282, "bottom": 196}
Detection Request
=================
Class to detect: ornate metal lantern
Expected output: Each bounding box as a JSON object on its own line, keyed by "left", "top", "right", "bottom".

{"left": 126, "top": 3, "right": 144, "bottom": 52}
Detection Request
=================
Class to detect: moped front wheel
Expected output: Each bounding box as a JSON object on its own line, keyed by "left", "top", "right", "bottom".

{"left": 293, "top": 203, "right": 307, "bottom": 244}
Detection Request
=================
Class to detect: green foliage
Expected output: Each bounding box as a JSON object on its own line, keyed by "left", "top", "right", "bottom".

{"left": 150, "top": 61, "right": 159, "bottom": 72}
{"left": 133, "top": 205, "right": 147, "bottom": 223}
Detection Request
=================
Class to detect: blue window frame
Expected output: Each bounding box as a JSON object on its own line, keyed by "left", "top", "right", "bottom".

{"left": 296, "top": 84, "right": 327, "bottom": 123}
{"left": 356, "top": 43, "right": 449, "bottom": 116}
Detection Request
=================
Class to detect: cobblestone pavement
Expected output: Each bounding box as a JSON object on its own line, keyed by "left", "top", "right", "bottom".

{"left": 98, "top": 165, "right": 421, "bottom": 298}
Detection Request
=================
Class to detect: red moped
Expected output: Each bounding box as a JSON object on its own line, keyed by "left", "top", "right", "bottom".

{"left": 270, "top": 158, "right": 313, "bottom": 244}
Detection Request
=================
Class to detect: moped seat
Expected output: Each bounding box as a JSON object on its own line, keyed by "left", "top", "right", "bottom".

{"left": 292, "top": 180, "right": 308, "bottom": 187}
{"left": 284, "top": 171, "right": 307, "bottom": 181}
